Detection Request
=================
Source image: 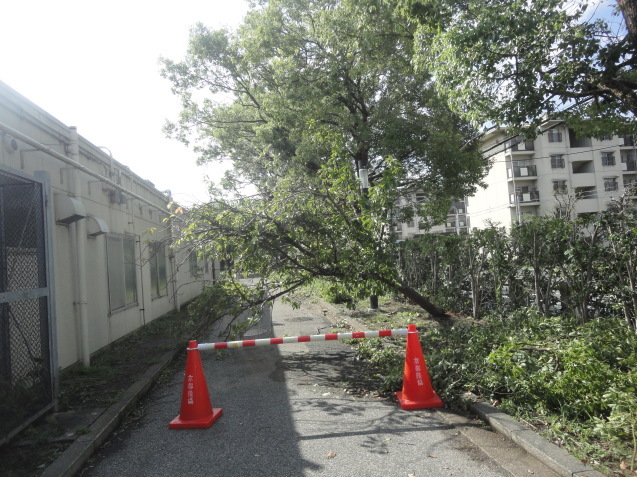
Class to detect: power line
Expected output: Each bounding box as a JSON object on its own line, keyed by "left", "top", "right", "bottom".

{"left": 487, "top": 142, "right": 637, "bottom": 165}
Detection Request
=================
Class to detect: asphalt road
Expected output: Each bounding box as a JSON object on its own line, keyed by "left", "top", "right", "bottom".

{"left": 80, "top": 299, "right": 559, "bottom": 477}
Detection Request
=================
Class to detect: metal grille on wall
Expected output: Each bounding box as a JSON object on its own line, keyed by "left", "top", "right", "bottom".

{"left": 0, "top": 169, "right": 53, "bottom": 445}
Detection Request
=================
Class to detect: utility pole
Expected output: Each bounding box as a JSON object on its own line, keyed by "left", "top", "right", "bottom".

{"left": 357, "top": 162, "right": 379, "bottom": 310}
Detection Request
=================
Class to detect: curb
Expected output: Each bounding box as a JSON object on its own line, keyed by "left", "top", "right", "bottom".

{"left": 41, "top": 348, "right": 181, "bottom": 477}
{"left": 470, "top": 400, "right": 604, "bottom": 477}
{"left": 319, "top": 301, "right": 604, "bottom": 477}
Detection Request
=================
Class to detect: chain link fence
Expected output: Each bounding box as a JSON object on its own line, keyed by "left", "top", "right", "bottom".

{"left": 0, "top": 170, "right": 53, "bottom": 444}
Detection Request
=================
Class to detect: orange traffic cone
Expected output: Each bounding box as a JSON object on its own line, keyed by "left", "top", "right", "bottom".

{"left": 169, "top": 340, "right": 223, "bottom": 429}
{"left": 396, "top": 324, "right": 444, "bottom": 410}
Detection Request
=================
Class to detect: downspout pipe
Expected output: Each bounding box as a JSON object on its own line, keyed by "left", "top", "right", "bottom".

{"left": 69, "top": 127, "right": 91, "bottom": 366}
{"left": 169, "top": 252, "right": 180, "bottom": 313}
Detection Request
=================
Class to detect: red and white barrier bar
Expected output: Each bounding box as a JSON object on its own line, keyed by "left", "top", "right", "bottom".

{"left": 196, "top": 328, "right": 409, "bottom": 351}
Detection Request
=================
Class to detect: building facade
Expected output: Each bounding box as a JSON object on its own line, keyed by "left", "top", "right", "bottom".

{"left": 0, "top": 81, "right": 215, "bottom": 442}
{"left": 393, "top": 196, "right": 470, "bottom": 240}
{"left": 471, "top": 122, "right": 637, "bottom": 229}
{"left": 393, "top": 122, "right": 637, "bottom": 236}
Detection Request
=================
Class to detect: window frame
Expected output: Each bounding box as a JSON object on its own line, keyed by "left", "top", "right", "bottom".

{"left": 604, "top": 177, "right": 618, "bottom": 192}
{"left": 553, "top": 180, "right": 567, "bottom": 194}
{"left": 550, "top": 155, "right": 565, "bottom": 169}
{"left": 149, "top": 241, "right": 168, "bottom": 299}
{"left": 601, "top": 152, "right": 615, "bottom": 166}
{"left": 189, "top": 251, "right": 201, "bottom": 277}
{"left": 547, "top": 129, "right": 562, "bottom": 143}
{"left": 106, "top": 234, "right": 138, "bottom": 313}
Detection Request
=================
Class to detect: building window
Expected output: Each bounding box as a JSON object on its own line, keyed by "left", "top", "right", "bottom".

{"left": 604, "top": 177, "right": 618, "bottom": 192}
{"left": 149, "top": 242, "right": 167, "bottom": 298}
{"left": 555, "top": 207, "right": 569, "bottom": 218}
{"left": 599, "top": 135, "right": 612, "bottom": 141}
{"left": 547, "top": 129, "right": 562, "bottom": 143}
{"left": 601, "top": 152, "right": 615, "bottom": 166}
{"left": 553, "top": 180, "right": 567, "bottom": 193}
{"left": 550, "top": 155, "right": 565, "bottom": 168}
{"left": 622, "top": 134, "right": 635, "bottom": 146}
{"left": 407, "top": 221, "right": 415, "bottom": 228}
{"left": 106, "top": 234, "right": 138, "bottom": 312}
{"left": 189, "top": 251, "right": 201, "bottom": 277}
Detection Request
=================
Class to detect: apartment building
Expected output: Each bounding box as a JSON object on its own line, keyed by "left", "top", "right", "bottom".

{"left": 392, "top": 195, "right": 470, "bottom": 240}
{"left": 391, "top": 121, "right": 637, "bottom": 236}
{"left": 470, "top": 121, "right": 637, "bottom": 229}
{"left": 0, "top": 81, "right": 215, "bottom": 442}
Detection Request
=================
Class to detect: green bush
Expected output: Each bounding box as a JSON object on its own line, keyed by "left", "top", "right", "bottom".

{"left": 417, "top": 313, "right": 636, "bottom": 472}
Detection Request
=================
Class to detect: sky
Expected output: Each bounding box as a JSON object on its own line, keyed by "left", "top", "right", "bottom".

{"left": 0, "top": 0, "right": 249, "bottom": 205}
{"left": 0, "top": 0, "right": 624, "bottom": 206}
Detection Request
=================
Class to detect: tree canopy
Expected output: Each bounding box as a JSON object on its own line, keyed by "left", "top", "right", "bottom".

{"left": 400, "top": 0, "right": 637, "bottom": 135}
{"left": 162, "top": 0, "right": 487, "bottom": 317}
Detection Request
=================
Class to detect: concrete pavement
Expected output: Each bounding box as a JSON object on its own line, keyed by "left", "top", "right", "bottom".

{"left": 43, "top": 298, "right": 602, "bottom": 476}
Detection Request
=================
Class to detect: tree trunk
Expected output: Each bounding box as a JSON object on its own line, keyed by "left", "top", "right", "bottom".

{"left": 396, "top": 283, "right": 448, "bottom": 318}
{"left": 373, "top": 262, "right": 447, "bottom": 318}
{"left": 618, "top": 0, "right": 637, "bottom": 49}
{"left": 471, "top": 277, "right": 481, "bottom": 320}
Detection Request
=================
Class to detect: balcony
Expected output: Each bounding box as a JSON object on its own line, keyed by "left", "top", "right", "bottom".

{"left": 624, "top": 179, "right": 637, "bottom": 189}
{"left": 571, "top": 172, "right": 596, "bottom": 188}
{"left": 575, "top": 199, "right": 602, "bottom": 214}
{"left": 445, "top": 216, "right": 469, "bottom": 234}
{"left": 572, "top": 160, "right": 595, "bottom": 174}
{"left": 507, "top": 164, "right": 537, "bottom": 180}
{"left": 619, "top": 135, "right": 635, "bottom": 147}
{"left": 446, "top": 215, "right": 468, "bottom": 227}
{"left": 568, "top": 129, "right": 592, "bottom": 148}
{"left": 509, "top": 139, "right": 535, "bottom": 152}
{"left": 510, "top": 191, "right": 540, "bottom": 205}
{"left": 622, "top": 160, "right": 637, "bottom": 172}
{"left": 575, "top": 186, "right": 597, "bottom": 200}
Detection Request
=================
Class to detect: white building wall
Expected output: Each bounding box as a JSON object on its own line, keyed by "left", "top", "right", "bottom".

{"left": 469, "top": 123, "right": 637, "bottom": 230}
{"left": 470, "top": 130, "right": 514, "bottom": 228}
{"left": 0, "top": 81, "right": 213, "bottom": 370}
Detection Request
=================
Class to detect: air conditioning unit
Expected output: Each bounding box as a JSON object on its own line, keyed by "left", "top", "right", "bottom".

{"left": 446, "top": 222, "right": 453, "bottom": 227}
{"left": 520, "top": 167, "right": 528, "bottom": 176}
{"left": 523, "top": 193, "right": 531, "bottom": 202}
{"left": 619, "top": 137, "right": 625, "bottom": 146}
{"left": 459, "top": 221, "right": 466, "bottom": 227}
{"left": 457, "top": 209, "right": 464, "bottom": 214}
{"left": 3, "top": 135, "right": 18, "bottom": 154}
{"left": 516, "top": 142, "right": 526, "bottom": 151}
{"left": 109, "top": 189, "right": 128, "bottom": 205}
{"left": 622, "top": 163, "right": 628, "bottom": 171}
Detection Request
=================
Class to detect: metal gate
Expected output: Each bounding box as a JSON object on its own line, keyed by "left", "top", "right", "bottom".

{"left": 0, "top": 168, "right": 54, "bottom": 445}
